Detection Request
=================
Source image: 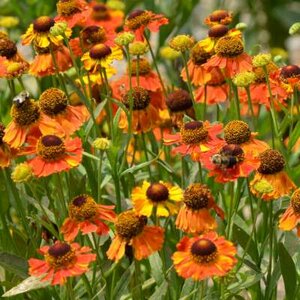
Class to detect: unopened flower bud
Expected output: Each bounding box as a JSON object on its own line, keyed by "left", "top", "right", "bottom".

{"left": 114, "top": 32, "right": 135, "bottom": 46}
{"left": 252, "top": 53, "right": 272, "bottom": 67}
{"left": 235, "top": 22, "right": 247, "bottom": 31}
{"left": 252, "top": 179, "right": 274, "bottom": 194}
{"left": 107, "top": 0, "right": 125, "bottom": 11}
{"left": 289, "top": 22, "right": 300, "bottom": 35}
{"left": 169, "top": 35, "right": 195, "bottom": 52}
{"left": 11, "top": 163, "right": 33, "bottom": 183}
{"left": 129, "top": 41, "right": 149, "bottom": 55}
{"left": 50, "top": 22, "right": 68, "bottom": 36}
{"left": 0, "top": 16, "right": 19, "bottom": 28}
{"left": 233, "top": 71, "right": 255, "bottom": 87}
{"left": 93, "top": 137, "right": 110, "bottom": 150}
{"left": 160, "top": 46, "right": 180, "bottom": 60}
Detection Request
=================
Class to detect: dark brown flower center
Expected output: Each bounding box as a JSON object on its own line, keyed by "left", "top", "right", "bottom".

{"left": 72, "top": 195, "right": 87, "bottom": 206}
{"left": 0, "top": 123, "right": 5, "bottom": 145}
{"left": 46, "top": 242, "right": 75, "bottom": 269}
{"left": 0, "top": 39, "right": 17, "bottom": 59}
{"left": 115, "top": 210, "right": 147, "bottom": 240}
{"left": 130, "top": 58, "right": 151, "bottom": 76}
{"left": 280, "top": 65, "right": 300, "bottom": 79}
{"left": 122, "top": 86, "right": 151, "bottom": 110}
{"left": 258, "top": 149, "right": 285, "bottom": 174}
{"left": 81, "top": 26, "right": 107, "bottom": 48}
{"left": 92, "top": 4, "right": 110, "bottom": 20}
{"left": 37, "top": 135, "right": 66, "bottom": 161}
{"left": 33, "top": 16, "right": 55, "bottom": 33}
{"left": 254, "top": 62, "right": 278, "bottom": 83}
{"left": 291, "top": 189, "right": 300, "bottom": 214}
{"left": 39, "top": 88, "right": 68, "bottom": 116}
{"left": 215, "top": 36, "right": 244, "bottom": 58}
{"left": 89, "top": 44, "right": 112, "bottom": 60}
{"left": 191, "top": 239, "right": 217, "bottom": 263}
{"left": 190, "top": 43, "right": 212, "bottom": 65}
{"left": 180, "top": 121, "right": 208, "bottom": 144}
{"left": 126, "top": 10, "right": 151, "bottom": 31}
{"left": 224, "top": 120, "right": 251, "bottom": 144}
{"left": 166, "top": 89, "right": 193, "bottom": 112}
{"left": 11, "top": 99, "right": 40, "bottom": 127}
{"left": 146, "top": 183, "right": 169, "bottom": 203}
{"left": 209, "top": 10, "right": 230, "bottom": 22}
{"left": 208, "top": 24, "right": 229, "bottom": 38}
{"left": 69, "top": 195, "right": 98, "bottom": 220}
{"left": 48, "top": 242, "right": 71, "bottom": 258}
{"left": 184, "top": 183, "right": 211, "bottom": 210}
{"left": 57, "top": 0, "right": 81, "bottom": 16}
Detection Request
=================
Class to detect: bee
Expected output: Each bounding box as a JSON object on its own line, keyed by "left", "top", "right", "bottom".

{"left": 211, "top": 153, "right": 241, "bottom": 169}
{"left": 13, "top": 90, "right": 30, "bottom": 107}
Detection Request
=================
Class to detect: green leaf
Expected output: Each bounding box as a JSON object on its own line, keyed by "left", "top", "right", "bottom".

{"left": 179, "top": 279, "right": 194, "bottom": 298}
{"left": 278, "top": 242, "right": 297, "bottom": 300}
{"left": 228, "top": 273, "right": 263, "bottom": 294}
{"left": 149, "top": 280, "right": 168, "bottom": 300}
{"left": 112, "top": 264, "right": 134, "bottom": 300}
{"left": 0, "top": 252, "right": 28, "bottom": 279}
{"left": 288, "top": 121, "right": 300, "bottom": 151}
{"left": 149, "top": 253, "right": 164, "bottom": 284}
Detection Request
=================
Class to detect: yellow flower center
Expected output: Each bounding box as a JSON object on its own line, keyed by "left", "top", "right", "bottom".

{"left": 126, "top": 10, "right": 151, "bottom": 30}
{"left": 89, "top": 43, "right": 112, "bottom": 60}
{"left": 184, "top": 183, "right": 211, "bottom": 210}
{"left": 39, "top": 88, "right": 68, "bottom": 116}
{"left": 11, "top": 99, "right": 40, "bottom": 127}
{"left": 166, "top": 89, "right": 193, "bottom": 112}
{"left": 190, "top": 43, "right": 212, "bottom": 65}
{"left": 209, "top": 10, "right": 230, "bottom": 23}
{"left": 215, "top": 36, "right": 244, "bottom": 58}
{"left": 258, "top": 149, "right": 285, "bottom": 174}
{"left": 0, "top": 38, "right": 17, "bottom": 59}
{"left": 146, "top": 183, "right": 169, "bottom": 203}
{"left": 130, "top": 58, "right": 151, "bottom": 76}
{"left": 122, "top": 86, "right": 151, "bottom": 110}
{"left": 33, "top": 16, "right": 55, "bottom": 33}
{"left": 37, "top": 135, "right": 66, "bottom": 161}
{"left": 291, "top": 189, "right": 300, "bottom": 214}
{"left": 92, "top": 4, "right": 110, "bottom": 20}
{"left": 115, "top": 210, "right": 147, "bottom": 240}
{"left": 46, "top": 242, "right": 75, "bottom": 269}
{"left": 280, "top": 65, "right": 300, "bottom": 79}
{"left": 80, "top": 26, "right": 107, "bottom": 48}
{"left": 191, "top": 239, "right": 217, "bottom": 263}
{"left": 69, "top": 195, "right": 98, "bottom": 220}
{"left": 0, "top": 123, "right": 5, "bottom": 145}
{"left": 224, "top": 120, "right": 251, "bottom": 144}
{"left": 180, "top": 121, "right": 208, "bottom": 145}
{"left": 57, "top": 0, "right": 81, "bottom": 16}
{"left": 208, "top": 24, "right": 229, "bottom": 38}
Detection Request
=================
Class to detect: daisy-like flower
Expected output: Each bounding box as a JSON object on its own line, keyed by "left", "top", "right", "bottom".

{"left": 0, "top": 123, "right": 15, "bottom": 167}
{"left": 204, "top": 10, "right": 233, "bottom": 27}
{"left": 81, "top": 43, "right": 123, "bottom": 74}
{"left": 22, "top": 16, "right": 71, "bottom": 48}
{"left": 3, "top": 92, "right": 63, "bottom": 149}
{"left": 119, "top": 87, "right": 160, "bottom": 133}
{"left": 278, "top": 65, "right": 300, "bottom": 93}
{"left": 164, "top": 120, "right": 223, "bottom": 161}
{"left": 124, "top": 9, "right": 168, "bottom": 41}
{"left": 202, "top": 144, "right": 260, "bottom": 183}
{"left": 39, "top": 88, "right": 89, "bottom": 136}
{"left": 172, "top": 231, "right": 237, "bottom": 281}
{"left": 223, "top": 120, "right": 269, "bottom": 156}
{"left": 28, "top": 241, "right": 96, "bottom": 285}
{"left": 204, "top": 35, "right": 252, "bottom": 78}
{"left": 55, "top": 0, "right": 88, "bottom": 28}
{"left": 24, "top": 134, "right": 83, "bottom": 177}
{"left": 29, "top": 43, "right": 72, "bottom": 77}
{"left": 61, "top": 194, "right": 116, "bottom": 241}
{"left": 0, "top": 56, "right": 7, "bottom": 77}
{"left": 250, "top": 149, "right": 296, "bottom": 200}
{"left": 131, "top": 181, "right": 183, "bottom": 217}
{"left": 106, "top": 210, "right": 164, "bottom": 261}
{"left": 176, "top": 183, "right": 224, "bottom": 234}
{"left": 279, "top": 188, "right": 300, "bottom": 236}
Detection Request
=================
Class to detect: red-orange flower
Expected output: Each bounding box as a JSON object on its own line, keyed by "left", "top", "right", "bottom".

{"left": 172, "top": 232, "right": 237, "bottom": 281}
{"left": 61, "top": 194, "right": 116, "bottom": 241}
{"left": 204, "top": 10, "right": 233, "bottom": 27}
{"left": 202, "top": 144, "right": 260, "bottom": 183}
{"left": 0, "top": 123, "right": 15, "bottom": 167}
{"left": 176, "top": 183, "right": 224, "bottom": 234}
{"left": 164, "top": 121, "right": 223, "bottom": 161}
{"left": 106, "top": 210, "right": 164, "bottom": 261}
{"left": 278, "top": 65, "right": 300, "bottom": 92}
{"left": 24, "top": 134, "right": 83, "bottom": 177}
{"left": 125, "top": 9, "right": 168, "bottom": 41}
{"left": 28, "top": 241, "right": 96, "bottom": 285}
{"left": 39, "top": 88, "right": 89, "bottom": 135}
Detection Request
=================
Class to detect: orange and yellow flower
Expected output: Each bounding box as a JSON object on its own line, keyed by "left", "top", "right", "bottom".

{"left": 0, "top": 123, "right": 15, "bottom": 168}
{"left": 204, "top": 10, "right": 233, "bottom": 27}
{"left": 61, "top": 194, "right": 116, "bottom": 241}
{"left": 106, "top": 210, "right": 164, "bottom": 261}
{"left": 131, "top": 181, "right": 183, "bottom": 217}
{"left": 172, "top": 231, "right": 237, "bottom": 281}
{"left": 28, "top": 241, "right": 96, "bottom": 285}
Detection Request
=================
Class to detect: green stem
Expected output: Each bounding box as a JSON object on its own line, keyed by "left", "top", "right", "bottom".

{"left": 245, "top": 86, "right": 256, "bottom": 129}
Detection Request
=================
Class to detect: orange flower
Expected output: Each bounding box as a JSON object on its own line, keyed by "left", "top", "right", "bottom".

{"left": 278, "top": 65, "right": 300, "bottom": 93}
{"left": 0, "top": 56, "right": 7, "bottom": 76}
{"left": 0, "top": 123, "right": 15, "bottom": 167}
{"left": 172, "top": 231, "right": 237, "bottom": 281}
{"left": 29, "top": 43, "right": 72, "bottom": 77}
{"left": 204, "top": 35, "right": 252, "bottom": 78}
{"left": 25, "top": 134, "right": 83, "bottom": 177}
{"left": 202, "top": 144, "right": 260, "bottom": 183}
{"left": 39, "top": 88, "right": 89, "bottom": 135}
{"left": 61, "top": 194, "right": 116, "bottom": 241}
{"left": 204, "top": 10, "right": 233, "bottom": 27}
{"left": 118, "top": 87, "right": 160, "bottom": 133}
{"left": 250, "top": 149, "right": 296, "bottom": 200}
{"left": 125, "top": 9, "right": 168, "bottom": 41}
{"left": 106, "top": 210, "right": 164, "bottom": 261}
{"left": 28, "top": 241, "right": 96, "bottom": 285}
{"left": 3, "top": 92, "right": 64, "bottom": 149}
{"left": 55, "top": 0, "right": 88, "bottom": 28}
{"left": 176, "top": 183, "right": 224, "bottom": 234}
{"left": 279, "top": 188, "right": 300, "bottom": 236}
{"left": 164, "top": 120, "right": 223, "bottom": 161}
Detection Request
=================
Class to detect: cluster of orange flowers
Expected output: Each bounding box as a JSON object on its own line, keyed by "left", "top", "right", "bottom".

{"left": 1, "top": 0, "right": 300, "bottom": 288}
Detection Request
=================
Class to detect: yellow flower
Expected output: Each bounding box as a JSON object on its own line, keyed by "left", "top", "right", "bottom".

{"left": 0, "top": 16, "right": 19, "bottom": 28}
{"left": 11, "top": 163, "right": 33, "bottom": 183}
{"left": 160, "top": 46, "right": 180, "bottom": 60}
{"left": 131, "top": 181, "right": 183, "bottom": 217}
